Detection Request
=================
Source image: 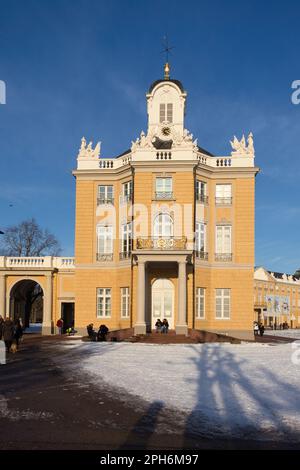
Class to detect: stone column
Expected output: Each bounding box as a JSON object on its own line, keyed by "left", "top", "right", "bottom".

{"left": 134, "top": 260, "right": 147, "bottom": 335}
{"left": 176, "top": 260, "right": 188, "bottom": 336}
{"left": 0, "top": 274, "right": 6, "bottom": 317}
{"left": 42, "top": 274, "right": 53, "bottom": 335}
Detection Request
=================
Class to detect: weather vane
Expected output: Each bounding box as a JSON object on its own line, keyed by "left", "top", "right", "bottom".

{"left": 161, "top": 36, "right": 174, "bottom": 79}
{"left": 161, "top": 35, "right": 174, "bottom": 62}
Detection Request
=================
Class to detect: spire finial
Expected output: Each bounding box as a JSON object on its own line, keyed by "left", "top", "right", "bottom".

{"left": 164, "top": 62, "right": 170, "bottom": 79}
{"left": 161, "top": 35, "right": 173, "bottom": 80}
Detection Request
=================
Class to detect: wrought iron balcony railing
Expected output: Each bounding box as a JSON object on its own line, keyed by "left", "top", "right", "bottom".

{"left": 119, "top": 194, "right": 133, "bottom": 205}
{"left": 215, "top": 253, "right": 232, "bottom": 262}
{"left": 136, "top": 237, "right": 187, "bottom": 250}
{"left": 215, "top": 197, "right": 232, "bottom": 206}
{"left": 155, "top": 191, "right": 173, "bottom": 200}
{"left": 96, "top": 253, "right": 113, "bottom": 261}
{"left": 195, "top": 250, "right": 208, "bottom": 260}
{"left": 97, "top": 197, "right": 114, "bottom": 205}
{"left": 196, "top": 194, "right": 209, "bottom": 204}
{"left": 119, "top": 251, "right": 131, "bottom": 260}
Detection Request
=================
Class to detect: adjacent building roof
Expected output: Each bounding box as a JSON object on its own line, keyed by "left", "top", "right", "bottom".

{"left": 267, "top": 270, "right": 299, "bottom": 282}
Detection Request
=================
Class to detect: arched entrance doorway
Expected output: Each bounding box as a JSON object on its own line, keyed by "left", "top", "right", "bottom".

{"left": 9, "top": 280, "right": 43, "bottom": 330}
{"left": 151, "top": 278, "right": 174, "bottom": 329}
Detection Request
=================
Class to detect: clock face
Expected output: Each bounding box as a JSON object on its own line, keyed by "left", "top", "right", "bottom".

{"left": 162, "top": 127, "right": 171, "bottom": 136}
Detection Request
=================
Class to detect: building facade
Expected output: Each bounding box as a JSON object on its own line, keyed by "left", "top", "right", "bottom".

{"left": 254, "top": 267, "right": 300, "bottom": 328}
{"left": 0, "top": 65, "right": 260, "bottom": 340}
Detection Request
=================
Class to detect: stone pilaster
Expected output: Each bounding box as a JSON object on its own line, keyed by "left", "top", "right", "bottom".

{"left": 176, "top": 260, "right": 188, "bottom": 336}
{"left": 134, "top": 260, "right": 146, "bottom": 335}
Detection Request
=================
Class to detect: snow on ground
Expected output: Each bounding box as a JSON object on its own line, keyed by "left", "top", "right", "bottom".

{"left": 56, "top": 341, "right": 300, "bottom": 441}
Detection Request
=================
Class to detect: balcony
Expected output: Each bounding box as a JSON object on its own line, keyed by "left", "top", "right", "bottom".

{"left": 119, "top": 193, "right": 133, "bottom": 205}
{"left": 96, "top": 253, "right": 113, "bottom": 261}
{"left": 195, "top": 250, "right": 208, "bottom": 261}
{"left": 215, "top": 197, "right": 232, "bottom": 206}
{"left": 196, "top": 194, "right": 209, "bottom": 204}
{"left": 215, "top": 253, "right": 232, "bottom": 262}
{"left": 119, "top": 251, "right": 131, "bottom": 260}
{"left": 136, "top": 237, "right": 187, "bottom": 250}
{"left": 155, "top": 191, "right": 173, "bottom": 200}
{"left": 97, "top": 197, "right": 114, "bottom": 205}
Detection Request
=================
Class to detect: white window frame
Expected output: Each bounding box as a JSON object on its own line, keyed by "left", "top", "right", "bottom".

{"left": 97, "top": 225, "right": 113, "bottom": 255}
{"left": 97, "top": 288, "right": 111, "bottom": 318}
{"left": 122, "top": 181, "right": 133, "bottom": 201}
{"left": 195, "top": 288, "right": 205, "bottom": 319}
{"left": 215, "top": 184, "right": 232, "bottom": 205}
{"left": 155, "top": 177, "right": 173, "bottom": 199}
{"left": 98, "top": 185, "right": 114, "bottom": 204}
{"left": 215, "top": 289, "right": 231, "bottom": 319}
{"left": 195, "top": 222, "right": 206, "bottom": 253}
{"left": 153, "top": 213, "right": 174, "bottom": 237}
{"left": 121, "top": 222, "right": 132, "bottom": 254}
{"left": 121, "top": 287, "right": 130, "bottom": 318}
{"left": 216, "top": 225, "right": 231, "bottom": 254}
{"left": 159, "top": 103, "right": 173, "bottom": 123}
{"left": 196, "top": 180, "right": 207, "bottom": 202}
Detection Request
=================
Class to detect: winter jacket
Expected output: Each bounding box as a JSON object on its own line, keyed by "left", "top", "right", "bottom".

{"left": 2, "top": 320, "right": 15, "bottom": 342}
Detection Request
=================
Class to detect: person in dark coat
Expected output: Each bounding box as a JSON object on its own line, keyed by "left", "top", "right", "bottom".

{"left": 14, "top": 319, "right": 23, "bottom": 348}
{"left": 155, "top": 319, "right": 162, "bottom": 333}
{"left": 87, "top": 323, "right": 97, "bottom": 341}
{"left": 2, "top": 317, "right": 15, "bottom": 353}
{"left": 259, "top": 323, "right": 265, "bottom": 337}
{"left": 97, "top": 324, "right": 109, "bottom": 341}
{"left": 161, "top": 318, "right": 169, "bottom": 334}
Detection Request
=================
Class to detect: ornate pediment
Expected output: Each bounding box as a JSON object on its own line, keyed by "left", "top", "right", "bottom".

{"left": 131, "top": 126, "right": 198, "bottom": 152}
{"left": 230, "top": 132, "right": 254, "bottom": 156}
{"left": 78, "top": 137, "right": 101, "bottom": 159}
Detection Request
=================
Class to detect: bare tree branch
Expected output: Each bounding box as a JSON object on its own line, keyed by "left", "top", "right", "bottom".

{"left": 0, "top": 218, "right": 61, "bottom": 256}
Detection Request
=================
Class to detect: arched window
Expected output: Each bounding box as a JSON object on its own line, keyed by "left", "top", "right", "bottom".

{"left": 153, "top": 213, "right": 173, "bottom": 237}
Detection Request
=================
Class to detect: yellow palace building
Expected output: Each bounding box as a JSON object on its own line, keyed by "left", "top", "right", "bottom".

{"left": 0, "top": 65, "right": 261, "bottom": 340}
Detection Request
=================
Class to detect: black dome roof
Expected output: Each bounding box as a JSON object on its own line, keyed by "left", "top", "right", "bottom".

{"left": 148, "top": 79, "right": 185, "bottom": 94}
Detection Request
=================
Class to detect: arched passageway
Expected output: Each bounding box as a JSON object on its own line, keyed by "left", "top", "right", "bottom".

{"left": 9, "top": 280, "right": 43, "bottom": 329}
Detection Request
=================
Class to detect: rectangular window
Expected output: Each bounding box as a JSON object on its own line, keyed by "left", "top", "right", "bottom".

{"left": 97, "top": 288, "right": 111, "bottom": 318}
{"left": 167, "top": 103, "right": 173, "bottom": 123}
{"left": 121, "top": 222, "right": 132, "bottom": 258}
{"left": 159, "top": 103, "right": 173, "bottom": 123}
{"left": 196, "top": 288, "right": 205, "bottom": 319}
{"left": 216, "top": 289, "right": 231, "bottom": 319}
{"left": 159, "top": 103, "right": 166, "bottom": 123}
{"left": 196, "top": 181, "right": 207, "bottom": 203}
{"left": 97, "top": 225, "right": 113, "bottom": 260}
{"left": 195, "top": 222, "right": 207, "bottom": 259}
{"left": 215, "top": 184, "right": 232, "bottom": 205}
{"left": 215, "top": 225, "right": 232, "bottom": 261}
{"left": 121, "top": 287, "right": 130, "bottom": 318}
{"left": 155, "top": 177, "right": 173, "bottom": 199}
{"left": 98, "top": 185, "right": 114, "bottom": 205}
{"left": 122, "top": 181, "right": 133, "bottom": 203}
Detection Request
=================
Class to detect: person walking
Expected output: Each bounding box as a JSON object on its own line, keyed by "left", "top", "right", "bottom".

{"left": 14, "top": 319, "right": 23, "bottom": 349}
{"left": 155, "top": 319, "right": 162, "bottom": 333}
{"left": 259, "top": 323, "right": 265, "bottom": 337}
{"left": 2, "top": 317, "right": 15, "bottom": 353}
{"left": 161, "top": 318, "right": 169, "bottom": 334}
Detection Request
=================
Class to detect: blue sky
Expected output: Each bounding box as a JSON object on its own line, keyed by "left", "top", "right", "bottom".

{"left": 0, "top": 0, "right": 299, "bottom": 273}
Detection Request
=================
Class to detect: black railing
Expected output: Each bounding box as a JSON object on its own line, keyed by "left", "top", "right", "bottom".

{"left": 196, "top": 194, "right": 209, "bottom": 204}
{"left": 97, "top": 197, "right": 114, "bottom": 205}
{"left": 215, "top": 253, "right": 232, "bottom": 262}
{"left": 195, "top": 250, "right": 208, "bottom": 260}
{"left": 96, "top": 253, "right": 113, "bottom": 261}
{"left": 120, "top": 194, "right": 133, "bottom": 204}
{"left": 215, "top": 197, "right": 232, "bottom": 206}
{"left": 155, "top": 191, "right": 173, "bottom": 200}
{"left": 119, "top": 251, "right": 131, "bottom": 260}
